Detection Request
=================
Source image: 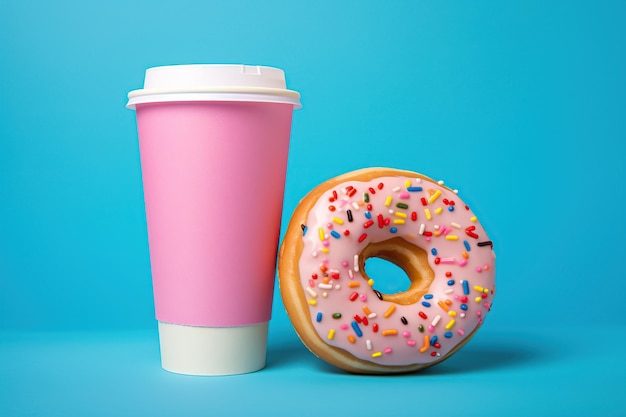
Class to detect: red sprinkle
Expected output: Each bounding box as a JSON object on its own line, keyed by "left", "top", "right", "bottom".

{"left": 377, "top": 214, "right": 384, "bottom": 228}
{"left": 349, "top": 292, "right": 359, "bottom": 301}
{"left": 430, "top": 352, "right": 437, "bottom": 357}
{"left": 377, "top": 182, "right": 384, "bottom": 190}
{"left": 329, "top": 205, "right": 336, "bottom": 212}
{"left": 411, "top": 211, "right": 417, "bottom": 221}
{"left": 449, "top": 200, "right": 455, "bottom": 206}
{"left": 347, "top": 188, "right": 357, "bottom": 197}
{"left": 331, "top": 273, "right": 340, "bottom": 279}
{"left": 373, "top": 323, "right": 379, "bottom": 332}
{"left": 443, "top": 198, "right": 449, "bottom": 205}
{"left": 419, "top": 311, "right": 427, "bottom": 319}
{"left": 354, "top": 314, "right": 362, "bottom": 323}
{"left": 343, "top": 229, "right": 350, "bottom": 236}
{"left": 312, "top": 274, "right": 318, "bottom": 279}
{"left": 434, "top": 257, "right": 441, "bottom": 265}
{"left": 362, "top": 316, "right": 369, "bottom": 326}
{"left": 423, "top": 231, "right": 433, "bottom": 237}
{"left": 434, "top": 343, "right": 441, "bottom": 349}
{"left": 363, "top": 220, "right": 374, "bottom": 229}
{"left": 333, "top": 190, "right": 338, "bottom": 200}
{"left": 383, "top": 218, "right": 391, "bottom": 226}
{"left": 368, "top": 187, "right": 376, "bottom": 194}
{"left": 421, "top": 197, "right": 428, "bottom": 206}
{"left": 466, "top": 225, "right": 479, "bottom": 239}
{"left": 367, "top": 204, "right": 373, "bottom": 211}
{"left": 445, "top": 272, "right": 452, "bottom": 277}
{"left": 358, "top": 233, "right": 368, "bottom": 243}
{"left": 465, "top": 205, "right": 470, "bottom": 210}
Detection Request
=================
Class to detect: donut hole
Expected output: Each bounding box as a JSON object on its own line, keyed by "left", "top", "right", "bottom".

{"left": 359, "top": 237, "right": 435, "bottom": 305}
{"left": 363, "top": 257, "right": 411, "bottom": 294}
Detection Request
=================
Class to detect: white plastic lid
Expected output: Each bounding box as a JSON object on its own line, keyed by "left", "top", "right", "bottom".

{"left": 157, "top": 321, "right": 268, "bottom": 376}
{"left": 126, "top": 64, "right": 301, "bottom": 109}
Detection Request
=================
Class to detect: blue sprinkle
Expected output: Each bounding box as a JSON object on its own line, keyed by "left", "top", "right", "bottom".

{"left": 351, "top": 321, "right": 363, "bottom": 337}
{"left": 431, "top": 248, "right": 438, "bottom": 256}
{"left": 390, "top": 227, "right": 398, "bottom": 233}
{"left": 462, "top": 280, "right": 470, "bottom": 295}
{"left": 430, "top": 335, "right": 438, "bottom": 346}
{"left": 364, "top": 211, "right": 372, "bottom": 219}
{"left": 463, "top": 240, "right": 471, "bottom": 252}
{"left": 330, "top": 230, "right": 341, "bottom": 239}
{"left": 444, "top": 332, "right": 453, "bottom": 338}
{"left": 316, "top": 312, "right": 323, "bottom": 322}
{"left": 448, "top": 206, "right": 454, "bottom": 212}
{"left": 423, "top": 294, "right": 434, "bottom": 299}
{"left": 302, "top": 226, "right": 308, "bottom": 236}
{"left": 460, "top": 304, "right": 468, "bottom": 311}
{"left": 447, "top": 279, "right": 455, "bottom": 286}
{"left": 407, "top": 186, "right": 423, "bottom": 192}
{"left": 421, "top": 301, "right": 431, "bottom": 308}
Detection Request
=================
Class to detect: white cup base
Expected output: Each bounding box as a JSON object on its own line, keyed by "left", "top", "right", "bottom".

{"left": 157, "top": 321, "right": 268, "bottom": 376}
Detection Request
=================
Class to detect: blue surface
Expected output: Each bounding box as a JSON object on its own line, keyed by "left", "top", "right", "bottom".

{"left": 1, "top": 1, "right": 625, "bottom": 415}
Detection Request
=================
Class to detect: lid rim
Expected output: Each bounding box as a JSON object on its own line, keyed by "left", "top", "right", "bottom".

{"left": 128, "top": 86, "right": 300, "bottom": 100}
{"left": 126, "top": 91, "right": 302, "bottom": 110}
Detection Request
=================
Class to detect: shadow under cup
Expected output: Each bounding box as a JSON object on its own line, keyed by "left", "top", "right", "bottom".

{"left": 128, "top": 64, "right": 301, "bottom": 376}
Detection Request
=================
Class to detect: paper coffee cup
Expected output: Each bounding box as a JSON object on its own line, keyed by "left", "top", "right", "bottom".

{"left": 127, "top": 64, "right": 300, "bottom": 375}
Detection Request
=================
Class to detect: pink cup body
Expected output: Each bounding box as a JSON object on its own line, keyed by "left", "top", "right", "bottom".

{"left": 135, "top": 101, "right": 294, "bottom": 327}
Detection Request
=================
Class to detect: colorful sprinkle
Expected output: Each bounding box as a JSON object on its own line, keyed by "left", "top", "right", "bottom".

{"left": 384, "top": 305, "right": 396, "bottom": 318}
{"left": 351, "top": 321, "right": 363, "bottom": 337}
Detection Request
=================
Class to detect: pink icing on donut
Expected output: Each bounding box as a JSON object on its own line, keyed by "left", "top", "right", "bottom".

{"left": 298, "top": 175, "right": 496, "bottom": 366}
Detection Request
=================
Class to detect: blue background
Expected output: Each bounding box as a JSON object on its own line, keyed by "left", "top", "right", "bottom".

{"left": 1, "top": 1, "right": 625, "bottom": 416}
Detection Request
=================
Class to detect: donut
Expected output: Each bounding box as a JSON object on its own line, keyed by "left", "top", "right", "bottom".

{"left": 278, "top": 168, "right": 496, "bottom": 374}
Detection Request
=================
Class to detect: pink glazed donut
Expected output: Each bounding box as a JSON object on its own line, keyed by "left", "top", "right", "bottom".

{"left": 278, "top": 168, "right": 496, "bottom": 373}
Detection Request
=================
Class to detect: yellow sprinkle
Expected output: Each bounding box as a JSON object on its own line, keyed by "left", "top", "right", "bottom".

{"left": 348, "top": 281, "right": 360, "bottom": 288}
{"left": 371, "top": 351, "right": 383, "bottom": 358}
{"left": 318, "top": 228, "right": 325, "bottom": 241}
{"left": 470, "top": 216, "right": 478, "bottom": 222}
{"left": 424, "top": 209, "right": 432, "bottom": 220}
{"left": 382, "top": 329, "right": 398, "bottom": 336}
{"left": 445, "top": 319, "right": 456, "bottom": 330}
{"left": 445, "top": 235, "right": 459, "bottom": 241}
{"left": 405, "top": 179, "right": 411, "bottom": 187}
{"left": 393, "top": 219, "right": 405, "bottom": 225}
{"left": 394, "top": 211, "right": 407, "bottom": 218}
{"left": 419, "top": 335, "right": 430, "bottom": 353}
{"left": 308, "top": 299, "right": 317, "bottom": 306}
{"left": 475, "top": 296, "right": 483, "bottom": 303}
{"left": 428, "top": 189, "right": 442, "bottom": 204}
{"left": 363, "top": 306, "right": 372, "bottom": 315}
{"left": 385, "top": 196, "right": 392, "bottom": 207}
{"left": 383, "top": 305, "right": 396, "bottom": 318}
{"left": 320, "top": 248, "right": 329, "bottom": 253}
{"left": 332, "top": 217, "right": 344, "bottom": 225}
{"left": 327, "top": 329, "right": 335, "bottom": 340}
{"left": 348, "top": 335, "right": 356, "bottom": 344}
{"left": 435, "top": 207, "right": 443, "bottom": 215}
{"left": 448, "top": 310, "right": 457, "bottom": 317}
{"left": 462, "top": 251, "right": 469, "bottom": 259}
{"left": 367, "top": 279, "right": 375, "bottom": 287}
